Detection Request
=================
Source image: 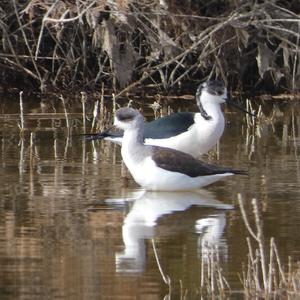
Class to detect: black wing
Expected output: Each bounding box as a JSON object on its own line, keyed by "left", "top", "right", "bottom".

{"left": 85, "top": 112, "right": 195, "bottom": 141}
{"left": 144, "top": 112, "right": 195, "bottom": 139}
{"left": 152, "top": 147, "right": 247, "bottom": 177}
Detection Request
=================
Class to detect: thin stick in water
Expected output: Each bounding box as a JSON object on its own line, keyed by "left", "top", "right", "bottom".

{"left": 100, "top": 82, "right": 104, "bottom": 120}
{"left": 60, "top": 94, "right": 70, "bottom": 129}
{"left": 81, "top": 91, "right": 87, "bottom": 134}
{"left": 151, "top": 239, "right": 171, "bottom": 285}
{"left": 272, "top": 238, "right": 287, "bottom": 285}
{"left": 112, "top": 93, "right": 116, "bottom": 114}
{"left": 91, "top": 100, "right": 99, "bottom": 133}
{"left": 19, "top": 91, "right": 25, "bottom": 131}
{"left": 238, "top": 194, "right": 259, "bottom": 241}
{"left": 252, "top": 198, "right": 268, "bottom": 292}
{"left": 29, "top": 132, "right": 35, "bottom": 166}
{"left": 268, "top": 237, "right": 274, "bottom": 293}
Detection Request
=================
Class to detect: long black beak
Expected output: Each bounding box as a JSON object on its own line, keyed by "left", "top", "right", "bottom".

{"left": 226, "top": 96, "right": 256, "bottom": 117}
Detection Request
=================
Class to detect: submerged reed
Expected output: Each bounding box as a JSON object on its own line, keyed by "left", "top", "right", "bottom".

{"left": 238, "top": 194, "right": 300, "bottom": 298}
{"left": 60, "top": 94, "right": 70, "bottom": 130}
{"left": 19, "top": 91, "right": 25, "bottom": 133}
{"left": 154, "top": 194, "right": 300, "bottom": 299}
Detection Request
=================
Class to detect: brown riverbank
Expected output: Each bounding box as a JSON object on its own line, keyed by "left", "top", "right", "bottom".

{"left": 0, "top": 0, "right": 299, "bottom": 96}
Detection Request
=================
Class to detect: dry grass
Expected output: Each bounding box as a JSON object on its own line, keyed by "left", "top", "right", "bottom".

{"left": 0, "top": 0, "right": 299, "bottom": 94}
{"left": 150, "top": 195, "right": 300, "bottom": 299}
{"left": 238, "top": 195, "right": 300, "bottom": 299}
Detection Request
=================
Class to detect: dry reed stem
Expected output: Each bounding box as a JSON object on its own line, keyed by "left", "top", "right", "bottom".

{"left": 64, "top": 136, "right": 69, "bottom": 159}
{"left": 100, "top": 83, "right": 105, "bottom": 121}
{"left": 35, "top": 0, "right": 59, "bottom": 60}
{"left": 251, "top": 198, "right": 268, "bottom": 292}
{"left": 239, "top": 196, "right": 267, "bottom": 294}
{"left": 42, "top": 1, "right": 97, "bottom": 24}
{"left": 112, "top": 93, "right": 116, "bottom": 114}
{"left": 60, "top": 94, "right": 70, "bottom": 129}
{"left": 2, "top": 57, "right": 40, "bottom": 81}
{"left": 292, "top": 22, "right": 300, "bottom": 90}
{"left": 246, "top": 237, "right": 261, "bottom": 291}
{"left": 237, "top": 194, "right": 258, "bottom": 241}
{"left": 81, "top": 136, "right": 86, "bottom": 166}
{"left": 272, "top": 238, "right": 287, "bottom": 285}
{"left": 95, "top": 82, "right": 106, "bottom": 132}
{"left": 53, "top": 138, "right": 57, "bottom": 160}
{"left": 19, "top": 91, "right": 24, "bottom": 132}
{"left": 12, "top": 0, "right": 44, "bottom": 89}
{"left": 237, "top": 194, "right": 300, "bottom": 297}
{"left": 29, "top": 132, "right": 35, "bottom": 166}
{"left": 200, "top": 252, "right": 204, "bottom": 288}
{"left": 81, "top": 91, "right": 87, "bottom": 134}
{"left": 211, "top": 247, "right": 215, "bottom": 293}
{"left": 18, "top": 138, "right": 24, "bottom": 175}
{"left": 199, "top": 245, "right": 229, "bottom": 298}
{"left": 268, "top": 237, "right": 274, "bottom": 293}
{"left": 151, "top": 239, "right": 171, "bottom": 285}
{"left": 91, "top": 100, "right": 99, "bottom": 133}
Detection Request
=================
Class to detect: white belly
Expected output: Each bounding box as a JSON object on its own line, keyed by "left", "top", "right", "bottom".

{"left": 124, "top": 156, "right": 232, "bottom": 191}
{"left": 145, "top": 117, "right": 224, "bottom": 157}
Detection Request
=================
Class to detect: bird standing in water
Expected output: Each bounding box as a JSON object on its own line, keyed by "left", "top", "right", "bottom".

{"left": 86, "top": 80, "right": 253, "bottom": 157}
{"left": 114, "top": 107, "right": 246, "bottom": 191}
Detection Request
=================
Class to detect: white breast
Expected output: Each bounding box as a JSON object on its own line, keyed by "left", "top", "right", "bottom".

{"left": 123, "top": 155, "right": 232, "bottom": 191}
{"left": 145, "top": 113, "right": 225, "bottom": 157}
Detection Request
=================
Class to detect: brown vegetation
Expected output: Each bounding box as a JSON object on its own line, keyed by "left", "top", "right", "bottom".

{"left": 238, "top": 196, "right": 300, "bottom": 299}
{"left": 0, "top": 0, "right": 299, "bottom": 96}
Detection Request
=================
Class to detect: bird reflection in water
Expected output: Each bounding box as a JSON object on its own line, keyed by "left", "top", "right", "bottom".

{"left": 195, "top": 213, "right": 227, "bottom": 260}
{"left": 108, "top": 190, "right": 233, "bottom": 273}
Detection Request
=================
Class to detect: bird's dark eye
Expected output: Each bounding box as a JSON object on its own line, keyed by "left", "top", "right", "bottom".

{"left": 206, "top": 81, "right": 225, "bottom": 95}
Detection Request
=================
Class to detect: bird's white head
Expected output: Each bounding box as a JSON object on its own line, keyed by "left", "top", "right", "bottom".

{"left": 195, "top": 80, "right": 227, "bottom": 120}
{"left": 114, "top": 107, "right": 143, "bottom": 131}
{"left": 196, "top": 80, "right": 227, "bottom": 106}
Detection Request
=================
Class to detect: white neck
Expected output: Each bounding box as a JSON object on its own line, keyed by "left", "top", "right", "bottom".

{"left": 122, "top": 128, "right": 143, "bottom": 149}
{"left": 121, "top": 121, "right": 147, "bottom": 165}
{"left": 199, "top": 93, "right": 225, "bottom": 122}
{"left": 203, "top": 102, "right": 223, "bottom": 120}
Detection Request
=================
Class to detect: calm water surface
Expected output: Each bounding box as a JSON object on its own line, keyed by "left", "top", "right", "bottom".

{"left": 0, "top": 96, "right": 299, "bottom": 299}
